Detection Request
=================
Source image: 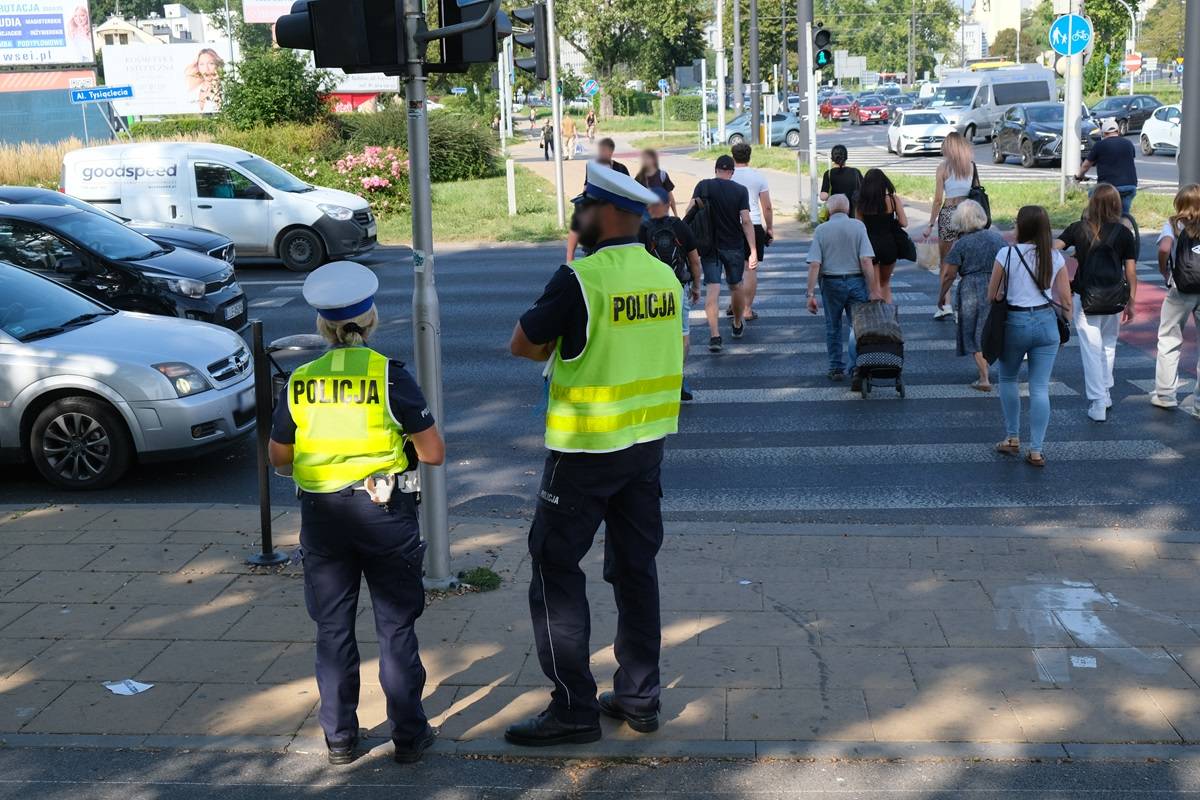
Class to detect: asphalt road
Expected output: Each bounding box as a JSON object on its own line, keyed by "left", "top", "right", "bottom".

{"left": 5, "top": 747, "right": 1200, "bottom": 799}
{"left": 3, "top": 232, "right": 1197, "bottom": 530}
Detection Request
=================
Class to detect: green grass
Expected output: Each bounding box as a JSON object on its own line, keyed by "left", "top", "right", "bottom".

{"left": 630, "top": 133, "right": 704, "bottom": 149}
{"left": 692, "top": 144, "right": 806, "bottom": 174}
{"left": 597, "top": 113, "right": 696, "bottom": 133}
{"left": 377, "top": 165, "right": 562, "bottom": 245}
{"left": 458, "top": 567, "right": 502, "bottom": 592}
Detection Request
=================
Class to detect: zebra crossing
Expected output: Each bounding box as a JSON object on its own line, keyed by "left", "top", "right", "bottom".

{"left": 663, "top": 244, "right": 1198, "bottom": 527}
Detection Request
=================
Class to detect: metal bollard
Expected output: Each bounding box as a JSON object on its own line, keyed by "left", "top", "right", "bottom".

{"left": 246, "top": 319, "right": 289, "bottom": 567}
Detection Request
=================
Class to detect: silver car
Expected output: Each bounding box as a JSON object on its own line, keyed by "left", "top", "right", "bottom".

{"left": 0, "top": 263, "right": 256, "bottom": 489}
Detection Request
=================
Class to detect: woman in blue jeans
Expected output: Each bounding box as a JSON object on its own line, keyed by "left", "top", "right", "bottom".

{"left": 986, "top": 206, "right": 1073, "bottom": 467}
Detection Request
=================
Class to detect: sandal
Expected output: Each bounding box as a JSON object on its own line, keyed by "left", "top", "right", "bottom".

{"left": 995, "top": 438, "right": 1020, "bottom": 455}
{"left": 971, "top": 381, "right": 993, "bottom": 392}
{"left": 1025, "top": 451, "right": 1046, "bottom": 468}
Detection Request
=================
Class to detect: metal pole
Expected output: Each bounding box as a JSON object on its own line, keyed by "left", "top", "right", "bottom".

{"left": 733, "top": 0, "right": 743, "bottom": 113}
{"left": 749, "top": 0, "right": 761, "bottom": 144}
{"left": 717, "top": 0, "right": 727, "bottom": 143}
{"left": 806, "top": 21, "right": 818, "bottom": 226}
{"left": 1117, "top": 0, "right": 1136, "bottom": 96}
{"left": 1016, "top": 3, "right": 1021, "bottom": 63}
{"left": 907, "top": 0, "right": 915, "bottom": 83}
{"left": 546, "top": 0, "right": 566, "bottom": 227}
{"left": 661, "top": 87, "right": 666, "bottom": 139}
{"left": 498, "top": 48, "right": 508, "bottom": 155}
{"left": 701, "top": 56, "right": 709, "bottom": 144}
{"left": 780, "top": 0, "right": 788, "bottom": 102}
{"left": 402, "top": 0, "right": 453, "bottom": 589}
{"left": 246, "top": 319, "right": 288, "bottom": 567}
{"left": 506, "top": 157, "right": 517, "bottom": 215}
{"left": 80, "top": 104, "right": 90, "bottom": 146}
{"left": 1181, "top": 0, "right": 1200, "bottom": 186}
{"left": 505, "top": 37, "right": 515, "bottom": 138}
{"left": 224, "top": 0, "right": 235, "bottom": 66}
{"left": 797, "top": 0, "right": 811, "bottom": 157}
{"left": 1062, "top": 0, "right": 1084, "bottom": 204}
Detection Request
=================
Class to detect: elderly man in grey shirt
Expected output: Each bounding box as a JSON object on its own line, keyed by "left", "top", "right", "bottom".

{"left": 806, "top": 194, "right": 882, "bottom": 381}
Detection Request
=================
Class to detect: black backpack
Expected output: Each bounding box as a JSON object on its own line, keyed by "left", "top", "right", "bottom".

{"left": 1171, "top": 226, "right": 1200, "bottom": 294}
{"left": 644, "top": 218, "right": 689, "bottom": 284}
{"left": 1077, "top": 224, "right": 1130, "bottom": 315}
{"left": 684, "top": 181, "right": 717, "bottom": 256}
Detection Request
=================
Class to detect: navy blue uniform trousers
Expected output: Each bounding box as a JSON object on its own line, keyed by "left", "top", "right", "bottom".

{"left": 528, "top": 439, "right": 665, "bottom": 725}
{"left": 299, "top": 488, "right": 428, "bottom": 746}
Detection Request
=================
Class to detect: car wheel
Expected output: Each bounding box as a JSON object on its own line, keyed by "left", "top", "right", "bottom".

{"left": 728, "top": 133, "right": 745, "bottom": 146}
{"left": 992, "top": 140, "right": 1006, "bottom": 164}
{"left": 1119, "top": 119, "right": 1129, "bottom": 136}
{"left": 785, "top": 130, "right": 801, "bottom": 147}
{"left": 1141, "top": 134, "right": 1155, "bottom": 156}
{"left": 279, "top": 227, "right": 326, "bottom": 272}
{"left": 964, "top": 124, "right": 976, "bottom": 143}
{"left": 29, "top": 397, "right": 132, "bottom": 490}
{"left": 1019, "top": 139, "right": 1036, "bottom": 168}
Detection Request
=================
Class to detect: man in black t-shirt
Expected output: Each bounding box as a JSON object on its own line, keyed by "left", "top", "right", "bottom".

{"left": 686, "top": 155, "right": 757, "bottom": 352}
{"left": 1077, "top": 119, "right": 1139, "bottom": 215}
{"left": 640, "top": 187, "right": 702, "bottom": 400}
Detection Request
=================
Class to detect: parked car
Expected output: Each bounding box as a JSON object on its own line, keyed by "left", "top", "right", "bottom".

{"left": 849, "top": 94, "right": 890, "bottom": 125}
{"left": 1140, "top": 103, "right": 1182, "bottom": 155}
{"left": 0, "top": 263, "right": 255, "bottom": 489}
{"left": 887, "top": 110, "right": 956, "bottom": 156}
{"left": 62, "top": 143, "right": 376, "bottom": 272}
{"left": 0, "top": 205, "right": 246, "bottom": 330}
{"left": 786, "top": 94, "right": 801, "bottom": 113}
{"left": 991, "top": 102, "right": 1098, "bottom": 168}
{"left": 1087, "top": 95, "right": 1162, "bottom": 135}
{"left": 710, "top": 111, "right": 803, "bottom": 147}
{"left": 887, "top": 94, "right": 918, "bottom": 118}
{"left": 0, "top": 186, "right": 235, "bottom": 265}
{"left": 820, "top": 94, "right": 852, "bottom": 121}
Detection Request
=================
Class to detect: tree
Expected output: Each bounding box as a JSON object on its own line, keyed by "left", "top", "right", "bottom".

{"left": 89, "top": 0, "right": 160, "bottom": 20}
{"left": 802, "top": 0, "right": 958, "bottom": 77}
{"left": 1078, "top": 0, "right": 1144, "bottom": 94}
{"left": 220, "top": 48, "right": 333, "bottom": 129}
{"left": 1139, "top": 0, "right": 1185, "bottom": 64}
{"left": 556, "top": 0, "right": 709, "bottom": 82}
{"left": 988, "top": 26, "right": 1041, "bottom": 62}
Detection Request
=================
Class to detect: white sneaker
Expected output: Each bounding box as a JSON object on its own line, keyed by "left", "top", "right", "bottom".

{"left": 933, "top": 304, "right": 954, "bottom": 320}
{"left": 1150, "top": 394, "right": 1178, "bottom": 410}
{"left": 1087, "top": 400, "right": 1107, "bottom": 422}
{"left": 1104, "top": 393, "right": 1113, "bottom": 409}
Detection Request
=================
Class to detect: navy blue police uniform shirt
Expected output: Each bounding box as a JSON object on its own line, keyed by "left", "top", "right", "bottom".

{"left": 271, "top": 358, "right": 436, "bottom": 445}
{"left": 519, "top": 238, "right": 638, "bottom": 361}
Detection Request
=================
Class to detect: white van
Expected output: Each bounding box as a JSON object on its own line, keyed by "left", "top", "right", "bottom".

{"left": 62, "top": 143, "right": 376, "bottom": 272}
{"left": 926, "top": 66, "right": 1057, "bottom": 142}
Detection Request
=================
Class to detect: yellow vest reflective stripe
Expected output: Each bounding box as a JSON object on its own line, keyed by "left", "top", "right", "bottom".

{"left": 288, "top": 347, "right": 409, "bottom": 492}
{"left": 545, "top": 244, "right": 683, "bottom": 453}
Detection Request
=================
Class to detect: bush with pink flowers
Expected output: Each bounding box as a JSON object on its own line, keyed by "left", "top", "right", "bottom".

{"left": 331, "top": 145, "right": 411, "bottom": 214}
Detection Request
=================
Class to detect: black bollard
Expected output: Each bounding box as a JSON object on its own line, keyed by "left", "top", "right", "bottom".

{"left": 246, "top": 319, "right": 289, "bottom": 567}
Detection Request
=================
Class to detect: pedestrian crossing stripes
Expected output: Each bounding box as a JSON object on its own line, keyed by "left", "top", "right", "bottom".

{"left": 690, "top": 382, "right": 1078, "bottom": 403}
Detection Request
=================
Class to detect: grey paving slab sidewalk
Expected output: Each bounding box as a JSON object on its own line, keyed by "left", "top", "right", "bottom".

{"left": 3, "top": 503, "right": 1200, "bottom": 760}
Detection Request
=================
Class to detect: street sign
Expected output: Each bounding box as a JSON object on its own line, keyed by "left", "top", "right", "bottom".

{"left": 1104, "top": 53, "right": 1111, "bottom": 67}
{"left": 1124, "top": 52, "right": 1143, "bottom": 72}
{"left": 68, "top": 76, "right": 96, "bottom": 90}
{"left": 1179, "top": 63, "right": 1186, "bottom": 75}
{"left": 657, "top": 78, "right": 669, "bottom": 92}
{"left": 450, "top": 86, "right": 468, "bottom": 94}
{"left": 1145, "top": 57, "right": 1159, "bottom": 72}
{"left": 582, "top": 77, "right": 599, "bottom": 96}
{"left": 1048, "top": 14, "right": 1093, "bottom": 57}
{"left": 69, "top": 85, "right": 134, "bottom": 104}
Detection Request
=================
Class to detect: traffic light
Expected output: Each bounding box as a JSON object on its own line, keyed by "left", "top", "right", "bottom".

{"left": 813, "top": 23, "right": 833, "bottom": 72}
{"left": 512, "top": 3, "right": 549, "bottom": 81}
{"left": 275, "top": 0, "right": 404, "bottom": 73}
{"left": 434, "top": 0, "right": 508, "bottom": 73}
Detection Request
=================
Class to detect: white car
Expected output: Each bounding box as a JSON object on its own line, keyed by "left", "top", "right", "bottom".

{"left": 1140, "top": 104, "right": 1181, "bottom": 156}
{"left": 887, "top": 110, "right": 957, "bottom": 156}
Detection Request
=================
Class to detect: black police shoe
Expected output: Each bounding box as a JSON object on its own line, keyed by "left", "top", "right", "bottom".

{"left": 598, "top": 691, "right": 660, "bottom": 733}
{"left": 394, "top": 725, "right": 438, "bottom": 764}
{"left": 326, "top": 735, "right": 360, "bottom": 766}
{"left": 504, "top": 709, "right": 602, "bottom": 747}
{"left": 850, "top": 369, "right": 863, "bottom": 392}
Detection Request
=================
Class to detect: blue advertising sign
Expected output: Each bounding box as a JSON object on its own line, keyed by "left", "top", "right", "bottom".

{"left": 70, "top": 85, "right": 134, "bottom": 104}
{"left": 1049, "top": 14, "right": 1093, "bottom": 57}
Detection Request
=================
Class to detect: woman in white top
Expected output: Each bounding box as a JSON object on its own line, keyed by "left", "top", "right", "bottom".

{"left": 987, "top": 205, "right": 1072, "bottom": 467}
{"left": 925, "top": 131, "right": 977, "bottom": 319}
{"left": 1151, "top": 183, "right": 1200, "bottom": 415}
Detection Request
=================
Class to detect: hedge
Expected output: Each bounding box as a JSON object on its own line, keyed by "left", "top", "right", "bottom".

{"left": 129, "top": 118, "right": 219, "bottom": 138}
{"left": 666, "top": 95, "right": 703, "bottom": 122}
{"left": 339, "top": 107, "right": 499, "bottom": 182}
{"left": 606, "top": 87, "right": 656, "bottom": 116}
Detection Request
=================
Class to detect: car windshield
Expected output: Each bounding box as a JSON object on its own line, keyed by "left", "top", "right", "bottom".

{"left": 0, "top": 265, "right": 112, "bottom": 342}
{"left": 929, "top": 86, "right": 976, "bottom": 107}
{"left": 1026, "top": 105, "right": 1063, "bottom": 124}
{"left": 1090, "top": 98, "right": 1125, "bottom": 114}
{"left": 238, "top": 158, "right": 312, "bottom": 193}
{"left": 830, "top": 97, "right": 849, "bottom": 106}
{"left": 43, "top": 211, "right": 165, "bottom": 261}
{"left": 858, "top": 96, "right": 883, "bottom": 105}
{"left": 904, "top": 112, "right": 948, "bottom": 126}
{"left": 729, "top": 113, "right": 749, "bottom": 126}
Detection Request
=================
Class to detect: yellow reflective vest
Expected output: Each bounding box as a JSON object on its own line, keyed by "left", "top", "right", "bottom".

{"left": 287, "top": 347, "right": 409, "bottom": 492}
{"left": 545, "top": 244, "right": 683, "bottom": 453}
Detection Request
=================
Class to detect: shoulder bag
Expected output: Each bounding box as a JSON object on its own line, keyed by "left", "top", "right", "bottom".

{"left": 1015, "top": 247, "right": 1070, "bottom": 344}
{"left": 980, "top": 249, "right": 1010, "bottom": 364}
{"left": 889, "top": 192, "right": 917, "bottom": 262}
{"left": 968, "top": 164, "right": 992, "bottom": 229}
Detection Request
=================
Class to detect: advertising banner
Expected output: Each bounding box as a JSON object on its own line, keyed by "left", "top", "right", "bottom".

{"left": 242, "top": 0, "right": 291, "bottom": 25}
{"left": 0, "top": 0, "right": 96, "bottom": 66}
{"left": 101, "top": 42, "right": 233, "bottom": 115}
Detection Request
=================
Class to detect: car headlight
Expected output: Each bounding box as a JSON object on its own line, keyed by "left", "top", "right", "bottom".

{"left": 318, "top": 203, "right": 354, "bottom": 221}
{"left": 224, "top": 245, "right": 237, "bottom": 264}
{"left": 1036, "top": 131, "right": 1058, "bottom": 140}
{"left": 153, "top": 362, "right": 212, "bottom": 397}
{"left": 146, "top": 273, "right": 206, "bottom": 299}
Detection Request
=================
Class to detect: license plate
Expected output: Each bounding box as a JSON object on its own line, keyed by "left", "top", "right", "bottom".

{"left": 237, "top": 388, "right": 254, "bottom": 412}
{"left": 224, "top": 299, "right": 245, "bottom": 320}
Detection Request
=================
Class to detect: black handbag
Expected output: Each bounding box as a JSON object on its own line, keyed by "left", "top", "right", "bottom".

{"left": 893, "top": 217, "right": 917, "bottom": 262}
{"left": 981, "top": 251, "right": 1010, "bottom": 364}
{"left": 969, "top": 165, "right": 992, "bottom": 229}
{"left": 1014, "top": 247, "right": 1070, "bottom": 345}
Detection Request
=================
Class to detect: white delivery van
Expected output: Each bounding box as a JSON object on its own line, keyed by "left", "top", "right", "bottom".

{"left": 62, "top": 142, "right": 376, "bottom": 272}
{"left": 927, "top": 66, "right": 1057, "bottom": 142}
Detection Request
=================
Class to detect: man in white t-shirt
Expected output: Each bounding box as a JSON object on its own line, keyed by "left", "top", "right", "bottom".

{"left": 730, "top": 143, "right": 773, "bottom": 320}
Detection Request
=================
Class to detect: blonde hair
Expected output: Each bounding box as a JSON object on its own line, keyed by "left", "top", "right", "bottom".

{"left": 316, "top": 306, "right": 378, "bottom": 347}
{"left": 941, "top": 131, "right": 973, "bottom": 181}
{"left": 950, "top": 199, "right": 987, "bottom": 234}
{"left": 1171, "top": 183, "right": 1200, "bottom": 239}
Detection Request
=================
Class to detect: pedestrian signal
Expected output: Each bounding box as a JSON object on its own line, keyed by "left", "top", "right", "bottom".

{"left": 813, "top": 23, "right": 833, "bottom": 72}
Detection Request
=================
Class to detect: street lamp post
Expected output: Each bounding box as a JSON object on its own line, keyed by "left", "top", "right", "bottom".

{"left": 1115, "top": 0, "right": 1137, "bottom": 96}
{"left": 1181, "top": 0, "right": 1200, "bottom": 186}
{"left": 716, "top": 0, "right": 727, "bottom": 143}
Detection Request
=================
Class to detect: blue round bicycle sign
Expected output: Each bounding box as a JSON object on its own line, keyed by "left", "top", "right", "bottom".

{"left": 1049, "top": 14, "right": 1093, "bottom": 57}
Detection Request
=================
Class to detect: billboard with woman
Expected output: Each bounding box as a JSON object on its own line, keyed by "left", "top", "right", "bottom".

{"left": 0, "top": 0, "right": 95, "bottom": 66}
{"left": 101, "top": 42, "right": 234, "bottom": 115}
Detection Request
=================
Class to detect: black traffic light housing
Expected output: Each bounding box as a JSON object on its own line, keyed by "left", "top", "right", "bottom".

{"left": 430, "top": 0, "right": 510, "bottom": 73}
{"left": 276, "top": 0, "right": 403, "bottom": 73}
{"left": 813, "top": 23, "right": 833, "bottom": 72}
{"left": 512, "top": 3, "right": 549, "bottom": 81}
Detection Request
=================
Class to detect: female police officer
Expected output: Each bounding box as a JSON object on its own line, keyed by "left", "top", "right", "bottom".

{"left": 269, "top": 261, "right": 445, "bottom": 766}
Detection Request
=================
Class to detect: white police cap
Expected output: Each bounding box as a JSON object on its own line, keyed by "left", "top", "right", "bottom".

{"left": 302, "top": 261, "right": 379, "bottom": 321}
{"left": 573, "top": 161, "right": 660, "bottom": 214}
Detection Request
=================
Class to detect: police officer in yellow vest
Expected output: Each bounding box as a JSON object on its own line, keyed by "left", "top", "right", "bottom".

{"left": 268, "top": 261, "right": 445, "bottom": 766}
{"left": 506, "top": 162, "right": 683, "bottom": 746}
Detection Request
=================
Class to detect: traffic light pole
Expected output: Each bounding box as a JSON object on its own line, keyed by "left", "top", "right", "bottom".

{"left": 748, "top": 0, "right": 761, "bottom": 145}
{"left": 546, "top": 0, "right": 566, "bottom": 227}
{"left": 716, "top": 0, "right": 726, "bottom": 144}
{"left": 805, "top": 21, "right": 818, "bottom": 227}
{"left": 796, "top": 0, "right": 812, "bottom": 161}
{"left": 1181, "top": 0, "right": 1200, "bottom": 187}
